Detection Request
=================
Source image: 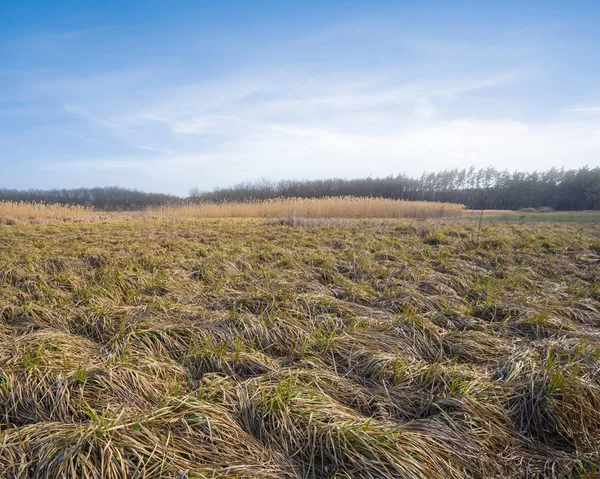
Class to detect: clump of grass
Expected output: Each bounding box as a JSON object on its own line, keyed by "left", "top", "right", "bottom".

{"left": 505, "top": 355, "right": 600, "bottom": 452}
{"left": 0, "top": 395, "right": 296, "bottom": 478}
{"left": 423, "top": 230, "right": 447, "bottom": 245}
{"left": 231, "top": 375, "right": 507, "bottom": 478}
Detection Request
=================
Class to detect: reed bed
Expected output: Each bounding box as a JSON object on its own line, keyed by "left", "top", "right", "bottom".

{"left": 0, "top": 201, "right": 94, "bottom": 223}
{"left": 147, "top": 197, "right": 466, "bottom": 219}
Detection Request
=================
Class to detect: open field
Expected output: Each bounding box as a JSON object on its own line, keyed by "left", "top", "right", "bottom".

{"left": 0, "top": 218, "right": 599, "bottom": 478}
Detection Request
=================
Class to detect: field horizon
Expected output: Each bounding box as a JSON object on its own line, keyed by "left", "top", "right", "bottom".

{"left": 2, "top": 198, "right": 599, "bottom": 226}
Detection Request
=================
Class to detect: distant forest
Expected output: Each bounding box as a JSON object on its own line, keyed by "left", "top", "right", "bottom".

{"left": 192, "top": 166, "right": 600, "bottom": 211}
{"left": 0, "top": 186, "right": 177, "bottom": 211}
{"left": 1, "top": 166, "right": 599, "bottom": 211}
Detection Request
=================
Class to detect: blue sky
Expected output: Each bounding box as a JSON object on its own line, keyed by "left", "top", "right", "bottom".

{"left": 1, "top": 1, "right": 600, "bottom": 195}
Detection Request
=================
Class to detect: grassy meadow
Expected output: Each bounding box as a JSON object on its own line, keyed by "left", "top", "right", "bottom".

{"left": 0, "top": 209, "right": 599, "bottom": 477}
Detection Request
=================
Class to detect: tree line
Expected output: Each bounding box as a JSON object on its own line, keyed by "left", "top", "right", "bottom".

{"left": 1, "top": 166, "right": 598, "bottom": 211}
{"left": 0, "top": 186, "right": 177, "bottom": 211}
{"left": 191, "top": 166, "right": 600, "bottom": 210}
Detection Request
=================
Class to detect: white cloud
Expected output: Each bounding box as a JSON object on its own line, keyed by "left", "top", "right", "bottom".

{"left": 46, "top": 64, "right": 600, "bottom": 195}
{"left": 46, "top": 116, "right": 600, "bottom": 195}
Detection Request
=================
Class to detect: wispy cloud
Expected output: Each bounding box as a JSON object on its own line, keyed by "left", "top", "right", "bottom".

{"left": 42, "top": 62, "right": 600, "bottom": 195}
{"left": 569, "top": 106, "right": 600, "bottom": 115}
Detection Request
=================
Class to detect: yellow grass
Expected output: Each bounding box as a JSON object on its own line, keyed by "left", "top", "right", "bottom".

{"left": 148, "top": 197, "right": 466, "bottom": 219}
{"left": 0, "top": 201, "right": 94, "bottom": 223}
{"left": 0, "top": 197, "right": 466, "bottom": 223}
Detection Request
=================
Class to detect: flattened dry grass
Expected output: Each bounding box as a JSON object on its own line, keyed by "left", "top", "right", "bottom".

{"left": 0, "top": 218, "right": 599, "bottom": 478}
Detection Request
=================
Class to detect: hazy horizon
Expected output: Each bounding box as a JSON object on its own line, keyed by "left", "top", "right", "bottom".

{"left": 2, "top": 1, "right": 600, "bottom": 196}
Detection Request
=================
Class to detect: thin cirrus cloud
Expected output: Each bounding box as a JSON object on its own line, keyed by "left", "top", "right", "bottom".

{"left": 569, "top": 106, "right": 600, "bottom": 114}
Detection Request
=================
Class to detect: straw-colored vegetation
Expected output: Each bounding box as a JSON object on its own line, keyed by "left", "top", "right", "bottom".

{"left": 0, "top": 218, "right": 599, "bottom": 478}
{"left": 148, "top": 197, "right": 466, "bottom": 219}
{"left": 0, "top": 201, "right": 94, "bottom": 223}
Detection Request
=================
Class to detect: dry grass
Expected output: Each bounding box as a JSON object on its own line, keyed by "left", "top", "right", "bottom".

{"left": 462, "top": 209, "right": 519, "bottom": 217}
{"left": 0, "top": 218, "right": 599, "bottom": 478}
{"left": 147, "top": 197, "right": 466, "bottom": 219}
{"left": 0, "top": 201, "right": 94, "bottom": 223}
